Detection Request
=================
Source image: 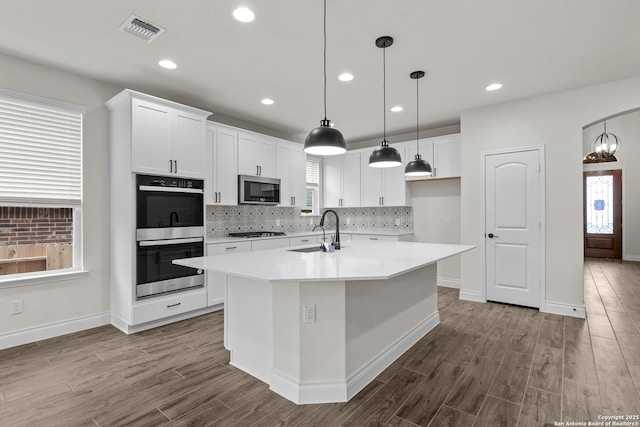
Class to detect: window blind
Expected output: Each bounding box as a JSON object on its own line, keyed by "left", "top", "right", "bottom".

{"left": 306, "top": 158, "right": 320, "bottom": 185}
{"left": 0, "top": 91, "right": 83, "bottom": 207}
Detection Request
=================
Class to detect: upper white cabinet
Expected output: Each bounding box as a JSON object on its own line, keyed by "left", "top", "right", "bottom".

{"left": 206, "top": 124, "right": 238, "bottom": 205}
{"left": 276, "top": 141, "right": 306, "bottom": 207}
{"left": 360, "top": 144, "right": 411, "bottom": 207}
{"left": 238, "top": 133, "right": 276, "bottom": 177}
{"left": 323, "top": 152, "right": 361, "bottom": 208}
{"left": 107, "top": 90, "right": 211, "bottom": 179}
{"left": 404, "top": 133, "right": 460, "bottom": 180}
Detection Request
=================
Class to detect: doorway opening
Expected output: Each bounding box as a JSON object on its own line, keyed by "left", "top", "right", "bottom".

{"left": 583, "top": 170, "right": 622, "bottom": 259}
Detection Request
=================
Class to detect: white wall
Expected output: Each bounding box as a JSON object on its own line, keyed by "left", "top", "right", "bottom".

{"left": 460, "top": 75, "right": 640, "bottom": 310}
{"left": 410, "top": 179, "right": 461, "bottom": 283}
{"left": 583, "top": 110, "right": 640, "bottom": 261}
{"left": 0, "top": 53, "right": 119, "bottom": 336}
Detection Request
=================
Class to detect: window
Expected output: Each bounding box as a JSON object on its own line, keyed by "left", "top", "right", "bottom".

{"left": 305, "top": 156, "right": 321, "bottom": 215}
{"left": 0, "top": 89, "right": 85, "bottom": 284}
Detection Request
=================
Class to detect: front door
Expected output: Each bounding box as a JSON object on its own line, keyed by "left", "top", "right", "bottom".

{"left": 583, "top": 170, "right": 622, "bottom": 259}
{"left": 485, "top": 149, "right": 542, "bottom": 308}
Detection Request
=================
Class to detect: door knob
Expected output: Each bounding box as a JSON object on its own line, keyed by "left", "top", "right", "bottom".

{"left": 487, "top": 233, "right": 499, "bottom": 238}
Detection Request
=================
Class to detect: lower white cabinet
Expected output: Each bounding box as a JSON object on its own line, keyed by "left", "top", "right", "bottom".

{"left": 206, "top": 241, "right": 252, "bottom": 305}
{"left": 131, "top": 288, "right": 207, "bottom": 325}
{"left": 252, "top": 238, "right": 290, "bottom": 251}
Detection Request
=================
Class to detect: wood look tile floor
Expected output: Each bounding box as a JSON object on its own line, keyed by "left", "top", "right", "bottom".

{"left": 1, "top": 258, "right": 639, "bottom": 426}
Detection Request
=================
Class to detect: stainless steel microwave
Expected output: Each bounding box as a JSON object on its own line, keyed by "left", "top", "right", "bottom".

{"left": 238, "top": 175, "right": 280, "bottom": 205}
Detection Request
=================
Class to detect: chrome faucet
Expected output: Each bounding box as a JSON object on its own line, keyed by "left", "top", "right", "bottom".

{"left": 319, "top": 209, "right": 340, "bottom": 250}
{"left": 312, "top": 225, "right": 326, "bottom": 251}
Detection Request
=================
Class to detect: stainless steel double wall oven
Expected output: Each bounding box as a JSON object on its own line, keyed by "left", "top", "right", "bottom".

{"left": 135, "top": 174, "right": 204, "bottom": 299}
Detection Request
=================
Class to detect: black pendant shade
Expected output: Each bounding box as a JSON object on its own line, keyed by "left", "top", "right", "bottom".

{"left": 305, "top": 119, "right": 346, "bottom": 156}
{"left": 303, "top": 0, "right": 347, "bottom": 156}
{"left": 404, "top": 70, "right": 432, "bottom": 177}
{"left": 369, "top": 36, "right": 401, "bottom": 168}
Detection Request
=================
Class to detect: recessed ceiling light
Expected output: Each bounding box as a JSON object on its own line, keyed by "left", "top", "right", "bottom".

{"left": 485, "top": 83, "right": 503, "bottom": 91}
{"left": 233, "top": 7, "right": 255, "bottom": 23}
{"left": 390, "top": 106, "right": 403, "bottom": 112}
{"left": 261, "top": 98, "right": 274, "bottom": 105}
{"left": 338, "top": 72, "right": 354, "bottom": 82}
{"left": 158, "top": 59, "right": 177, "bottom": 69}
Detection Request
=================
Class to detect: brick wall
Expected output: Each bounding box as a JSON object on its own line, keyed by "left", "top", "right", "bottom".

{"left": 0, "top": 207, "right": 73, "bottom": 245}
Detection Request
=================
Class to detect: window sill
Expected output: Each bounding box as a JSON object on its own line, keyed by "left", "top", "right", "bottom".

{"left": 0, "top": 269, "right": 89, "bottom": 289}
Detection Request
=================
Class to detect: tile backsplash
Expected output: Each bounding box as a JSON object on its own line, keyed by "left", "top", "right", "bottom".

{"left": 206, "top": 205, "right": 413, "bottom": 238}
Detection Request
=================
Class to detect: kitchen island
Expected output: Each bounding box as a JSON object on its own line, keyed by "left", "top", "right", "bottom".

{"left": 175, "top": 240, "right": 473, "bottom": 404}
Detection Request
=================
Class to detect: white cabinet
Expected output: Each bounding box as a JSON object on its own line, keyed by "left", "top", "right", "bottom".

{"left": 127, "top": 92, "right": 210, "bottom": 178}
{"left": 277, "top": 141, "right": 306, "bottom": 207}
{"left": 323, "top": 152, "right": 361, "bottom": 208}
{"left": 238, "top": 133, "right": 276, "bottom": 177}
{"left": 105, "top": 89, "right": 212, "bottom": 334}
{"left": 207, "top": 124, "right": 238, "bottom": 205}
{"left": 252, "top": 238, "right": 290, "bottom": 251}
{"left": 360, "top": 145, "right": 411, "bottom": 207}
{"left": 433, "top": 134, "right": 461, "bottom": 178}
{"left": 206, "top": 241, "right": 252, "bottom": 306}
{"left": 404, "top": 133, "right": 460, "bottom": 180}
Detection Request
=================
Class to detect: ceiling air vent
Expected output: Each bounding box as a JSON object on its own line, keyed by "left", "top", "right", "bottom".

{"left": 118, "top": 14, "right": 165, "bottom": 42}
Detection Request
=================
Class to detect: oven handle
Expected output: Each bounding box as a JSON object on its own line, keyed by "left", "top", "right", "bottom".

{"left": 139, "top": 185, "right": 204, "bottom": 194}
{"left": 139, "top": 237, "right": 204, "bottom": 247}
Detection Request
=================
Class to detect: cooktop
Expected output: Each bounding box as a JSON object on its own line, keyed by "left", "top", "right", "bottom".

{"left": 228, "top": 231, "right": 287, "bottom": 238}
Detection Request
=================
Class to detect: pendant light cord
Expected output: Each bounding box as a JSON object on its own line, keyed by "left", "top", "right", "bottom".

{"left": 416, "top": 74, "right": 419, "bottom": 152}
{"left": 323, "top": 0, "right": 327, "bottom": 121}
{"left": 382, "top": 45, "right": 387, "bottom": 144}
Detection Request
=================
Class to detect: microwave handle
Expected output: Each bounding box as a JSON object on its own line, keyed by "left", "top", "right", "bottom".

{"left": 139, "top": 237, "right": 203, "bottom": 247}
{"left": 138, "top": 185, "right": 203, "bottom": 194}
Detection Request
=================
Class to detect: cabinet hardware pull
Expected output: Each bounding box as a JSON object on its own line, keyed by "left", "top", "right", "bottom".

{"left": 167, "top": 302, "right": 181, "bottom": 308}
{"left": 259, "top": 165, "right": 262, "bottom": 176}
{"left": 370, "top": 237, "right": 378, "bottom": 240}
{"left": 381, "top": 196, "right": 384, "bottom": 205}
{"left": 169, "top": 159, "right": 173, "bottom": 173}
{"left": 301, "top": 239, "right": 309, "bottom": 242}
{"left": 218, "top": 192, "right": 221, "bottom": 203}
{"left": 226, "top": 246, "right": 237, "bottom": 250}
{"left": 174, "top": 160, "right": 178, "bottom": 173}
{"left": 433, "top": 167, "right": 436, "bottom": 177}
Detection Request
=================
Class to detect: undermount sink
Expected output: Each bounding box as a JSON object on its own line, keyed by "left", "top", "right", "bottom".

{"left": 288, "top": 246, "right": 324, "bottom": 253}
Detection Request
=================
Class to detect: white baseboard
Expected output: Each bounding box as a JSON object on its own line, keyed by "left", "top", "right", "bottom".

{"left": 110, "top": 305, "right": 222, "bottom": 335}
{"left": 623, "top": 254, "right": 640, "bottom": 262}
{"left": 437, "top": 277, "right": 460, "bottom": 289}
{"left": 268, "top": 311, "right": 440, "bottom": 405}
{"left": 542, "top": 301, "right": 586, "bottom": 319}
{"left": 459, "top": 289, "right": 485, "bottom": 303}
{"left": 270, "top": 370, "right": 348, "bottom": 404}
{"left": 0, "top": 312, "right": 110, "bottom": 350}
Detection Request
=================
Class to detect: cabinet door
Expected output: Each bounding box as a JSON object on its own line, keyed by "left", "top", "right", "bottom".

{"left": 257, "top": 139, "right": 276, "bottom": 177}
{"left": 215, "top": 128, "right": 238, "bottom": 205}
{"left": 276, "top": 144, "right": 292, "bottom": 206}
{"left": 323, "top": 155, "right": 342, "bottom": 208}
{"left": 290, "top": 146, "right": 307, "bottom": 207}
{"left": 175, "top": 112, "right": 205, "bottom": 178}
{"left": 131, "top": 100, "right": 173, "bottom": 175}
{"left": 433, "top": 135, "right": 461, "bottom": 178}
{"left": 360, "top": 152, "right": 382, "bottom": 206}
{"left": 341, "top": 152, "right": 361, "bottom": 207}
{"left": 238, "top": 133, "right": 258, "bottom": 175}
{"left": 382, "top": 156, "right": 409, "bottom": 206}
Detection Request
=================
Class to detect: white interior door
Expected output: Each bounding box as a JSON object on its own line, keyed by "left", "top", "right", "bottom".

{"left": 485, "top": 148, "right": 542, "bottom": 308}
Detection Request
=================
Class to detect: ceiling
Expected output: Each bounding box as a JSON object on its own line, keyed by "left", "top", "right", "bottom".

{"left": 1, "top": 0, "right": 639, "bottom": 145}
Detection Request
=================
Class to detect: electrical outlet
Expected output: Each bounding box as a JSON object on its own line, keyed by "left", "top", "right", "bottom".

{"left": 309, "top": 217, "right": 313, "bottom": 225}
{"left": 346, "top": 217, "right": 351, "bottom": 225}
{"left": 10, "top": 299, "right": 23, "bottom": 315}
{"left": 443, "top": 217, "right": 452, "bottom": 227}
{"left": 395, "top": 218, "right": 401, "bottom": 226}
{"left": 303, "top": 304, "right": 316, "bottom": 323}
{"left": 276, "top": 219, "right": 281, "bottom": 227}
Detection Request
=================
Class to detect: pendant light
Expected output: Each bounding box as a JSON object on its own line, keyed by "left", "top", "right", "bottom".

{"left": 592, "top": 121, "right": 621, "bottom": 160}
{"left": 304, "top": 0, "right": 347, "bottom": 156}
{"left": 369, "top": 36, "right": 402, "bottom": 168}
{"left": 404, "top": 71, "right": 433, "bottom": 177}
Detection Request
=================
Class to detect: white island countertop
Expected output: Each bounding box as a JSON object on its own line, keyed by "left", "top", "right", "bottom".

{"left": 175, "top": 240, "right": 474, "bottom": 282}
